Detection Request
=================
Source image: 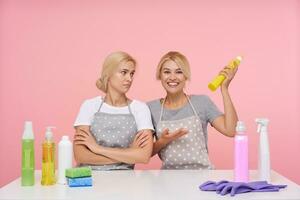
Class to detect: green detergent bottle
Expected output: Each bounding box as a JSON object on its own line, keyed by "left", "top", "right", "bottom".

{"left": 21, "top": 121, "right": 35, "bottom": 186}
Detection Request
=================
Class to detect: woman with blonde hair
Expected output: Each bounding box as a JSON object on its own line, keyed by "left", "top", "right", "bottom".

{"left": 148, "top": 51, "right": 238, "bottom": 169}
{"left": 73, "top": 51, "right": 153, "bottom": 170}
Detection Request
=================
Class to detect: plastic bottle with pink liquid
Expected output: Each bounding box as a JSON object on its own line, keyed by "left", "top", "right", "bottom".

{"left": 234, "top": 121, "right": 249, "bottom": 182}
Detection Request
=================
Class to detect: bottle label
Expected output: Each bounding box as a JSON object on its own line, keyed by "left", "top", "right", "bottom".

{"left": 25, "top": 150, "right": 31, "bottom": 168}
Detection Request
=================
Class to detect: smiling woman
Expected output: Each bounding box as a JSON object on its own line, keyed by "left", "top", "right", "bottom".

{"left": 148, "top": 51, "right": 239, "bottom": 170}
{"left": 73, "top": 51, "right": 154, "bottom": 170}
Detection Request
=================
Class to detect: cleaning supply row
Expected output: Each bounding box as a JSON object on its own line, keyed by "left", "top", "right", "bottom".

{"left": 21, "top": 118, "right": 271, "bottom": 191}
{"left": 21, "top": 121, "right": 73, "bottom": 186}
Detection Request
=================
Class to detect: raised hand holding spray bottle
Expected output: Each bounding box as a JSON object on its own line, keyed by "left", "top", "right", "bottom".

{"left": 41, "top": 127, "right": 56, "bottom": 185}
{"left": 208, "top": 56, "right": 243, "bottom": 91}
{"left": 21, "top": 121, "right": 35, "bottom": 186}
{"left": 234, "top": 121, "right": 249, "bottom": 182}
{"left": 256, "top": 118, "right": 271, "bottom": 182}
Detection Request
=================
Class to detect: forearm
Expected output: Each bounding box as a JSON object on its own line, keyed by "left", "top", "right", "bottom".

{"left": 152, "top": 139, "right": 166, "bottom": 156}
{"left": 73, "top": 144, "right": 120, "bottom": 165}
{"left": 221, "top": 87, "right": 238, "bottom": 136}
{"left": 74, "top": 125, "right": 118, "bottom": 165}
{"left": 75, "top": 126, "right": 152, "bottom": 164}
{"left": 94, "top": 131, "right": 153, "bottom": 164}
{"left": 94, "top": 145, "right": 152, "bottom": 164}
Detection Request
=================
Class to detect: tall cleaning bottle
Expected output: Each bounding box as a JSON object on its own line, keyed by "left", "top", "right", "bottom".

{"left": 58, "top": 135, "right": 73, "bottom": 184}
{"left": 208, "top": 56, "right": 243, "bottom": 91}
{"left": 21, "top": 121, "right": 35, "bottom": 186}
{"left": 256, "top": 118, "right": 271, "bottom": 182}
{"left": 234, "top": 121, "right": 249, "bottom": 182}
{"left": 41, "top": 127, "right": 56, "bottom": 185}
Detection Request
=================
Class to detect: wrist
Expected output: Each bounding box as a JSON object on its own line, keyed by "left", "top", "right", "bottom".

{"left": 158, "top": 138, "right": 168, "bottom": 147}
{"left": 221, "top": 85, "right": 229, "bottom": 93}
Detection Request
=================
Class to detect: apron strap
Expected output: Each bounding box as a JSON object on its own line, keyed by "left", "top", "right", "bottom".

{"left": 127, "top": 101, "right": 134, "bottom": 115}
{"left": 159, "top": 98, "right": 166, "bottom": 122}
{"left": 97, "top": 97, "right": 105, "bottom": 112}
{"left": 186, "top": 95, "right": 200, "bottom": 118}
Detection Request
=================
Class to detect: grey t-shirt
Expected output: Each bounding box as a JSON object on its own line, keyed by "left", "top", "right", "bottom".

{"left": 147, "top": 95, "right": 223, "bottom": 143}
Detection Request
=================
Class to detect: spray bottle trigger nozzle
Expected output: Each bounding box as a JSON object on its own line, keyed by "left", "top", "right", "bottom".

{"left": 257, "top": 124, "right": 261, "bottom": 133}
{"left": 255, "top": 118, "right": 270, "bottom": 134}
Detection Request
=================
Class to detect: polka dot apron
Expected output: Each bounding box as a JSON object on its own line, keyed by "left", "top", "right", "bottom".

{"left": 89, "top": 98, "right": 138, "bottom": 170}
{"left": 157, "top": 95, "right": 213, "bottom": 170}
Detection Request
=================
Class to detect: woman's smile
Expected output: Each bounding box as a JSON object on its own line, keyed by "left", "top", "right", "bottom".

{"left": 167, "top": 81, "right": 180, "bottom": 87}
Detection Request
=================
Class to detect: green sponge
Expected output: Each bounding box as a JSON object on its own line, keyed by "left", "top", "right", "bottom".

{"left": 65, "top": 167, "right": 92, "bottom": 178}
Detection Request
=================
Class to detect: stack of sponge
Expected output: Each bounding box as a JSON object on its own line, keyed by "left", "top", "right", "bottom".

{"left": 65, "top": 167, "right": 93, "bottom": 187}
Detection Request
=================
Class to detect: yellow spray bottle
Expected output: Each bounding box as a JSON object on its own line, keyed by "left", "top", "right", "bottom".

{"left": 208, "top": 56, "right": 243, "bottom": 91}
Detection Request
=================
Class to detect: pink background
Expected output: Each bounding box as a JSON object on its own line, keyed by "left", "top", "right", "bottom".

{"left": 1, "top": 1, "right": 299, "bottom": 187}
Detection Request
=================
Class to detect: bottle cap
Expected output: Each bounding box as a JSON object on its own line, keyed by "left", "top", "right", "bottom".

{"left": 23, "top": 121, "right": 34, "bottom": 139}
{"left": 62, "top": 135, "right": 69, "bottom": 141}
{"left": 236, "top": 121, "right": 246, "bottom": 132}
{"left": 236, "top": 56, "right": 243, "bottom": 61}
{"left": 45, "top": 126, "right": 55, "bottom": 140}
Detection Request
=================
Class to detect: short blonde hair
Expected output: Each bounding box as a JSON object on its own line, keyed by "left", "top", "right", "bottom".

{"left": 96, "top": 51, "right": 136, "bottom": 93}
{"left": 156, "top": 51, "right": 191, "bottom": 80}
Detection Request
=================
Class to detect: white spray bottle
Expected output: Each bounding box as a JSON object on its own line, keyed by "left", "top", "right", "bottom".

{"left": 255, "top": 118, "right": 271, "bottom": 182}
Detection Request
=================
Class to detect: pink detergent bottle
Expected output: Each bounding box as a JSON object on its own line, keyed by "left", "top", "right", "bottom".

{"left": 234, "top": 121, "right": 249, "bottom": 182}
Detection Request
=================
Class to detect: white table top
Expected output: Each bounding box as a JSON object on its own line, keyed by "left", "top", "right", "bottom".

{"left": 1, "top": 170, "right": 300, "bottom": 200}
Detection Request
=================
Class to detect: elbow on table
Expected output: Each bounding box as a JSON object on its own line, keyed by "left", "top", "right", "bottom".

{"left": 225, "top": 130, "right": 236, "bottom": 138}
{"left": 73, "top": 145, "right": 87, "bottom": 165}
{"left": 74, "top": 151, "right": 84, "bottom": 165}
{"left": 134, "top": 155, "right": 151, "bottom": 164}
{"left": 140, "top": 157, "right": 151, "bottom": 164}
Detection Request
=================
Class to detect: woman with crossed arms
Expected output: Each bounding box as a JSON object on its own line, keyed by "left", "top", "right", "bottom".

{"left": 73, "top": 51, "right": 153, "bottom": 170}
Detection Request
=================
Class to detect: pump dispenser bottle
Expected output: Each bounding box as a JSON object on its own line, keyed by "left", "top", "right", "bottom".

{"left": 41, "top": 127, "right": 56, "bottom": 185}
{"left": 256, "top": 118, "right": 271, "bottom": 182}
{"left": 234, "top": 121, "right": 249, "bottom": 182}
{"left": 21, "top": 121, "right": 35, "bottom": 186}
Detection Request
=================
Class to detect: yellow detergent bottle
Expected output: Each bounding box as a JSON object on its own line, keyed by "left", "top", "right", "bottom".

{"left": 41, "top": 127, "right": 56, "bottom": 185}
{"left": 208, "top": 56, "right": 243, "bottom": 91}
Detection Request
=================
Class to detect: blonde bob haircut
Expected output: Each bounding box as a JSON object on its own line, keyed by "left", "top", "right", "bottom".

{"left": 96, "top": 51, "right": 136, "bottom": 93}
{"left": 156, "top": 51, "right": 191, "bottom": 80}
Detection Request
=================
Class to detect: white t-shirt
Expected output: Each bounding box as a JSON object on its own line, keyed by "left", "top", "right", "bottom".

{"left": 74, "top": 96, "right": 154, "bottom": 131}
